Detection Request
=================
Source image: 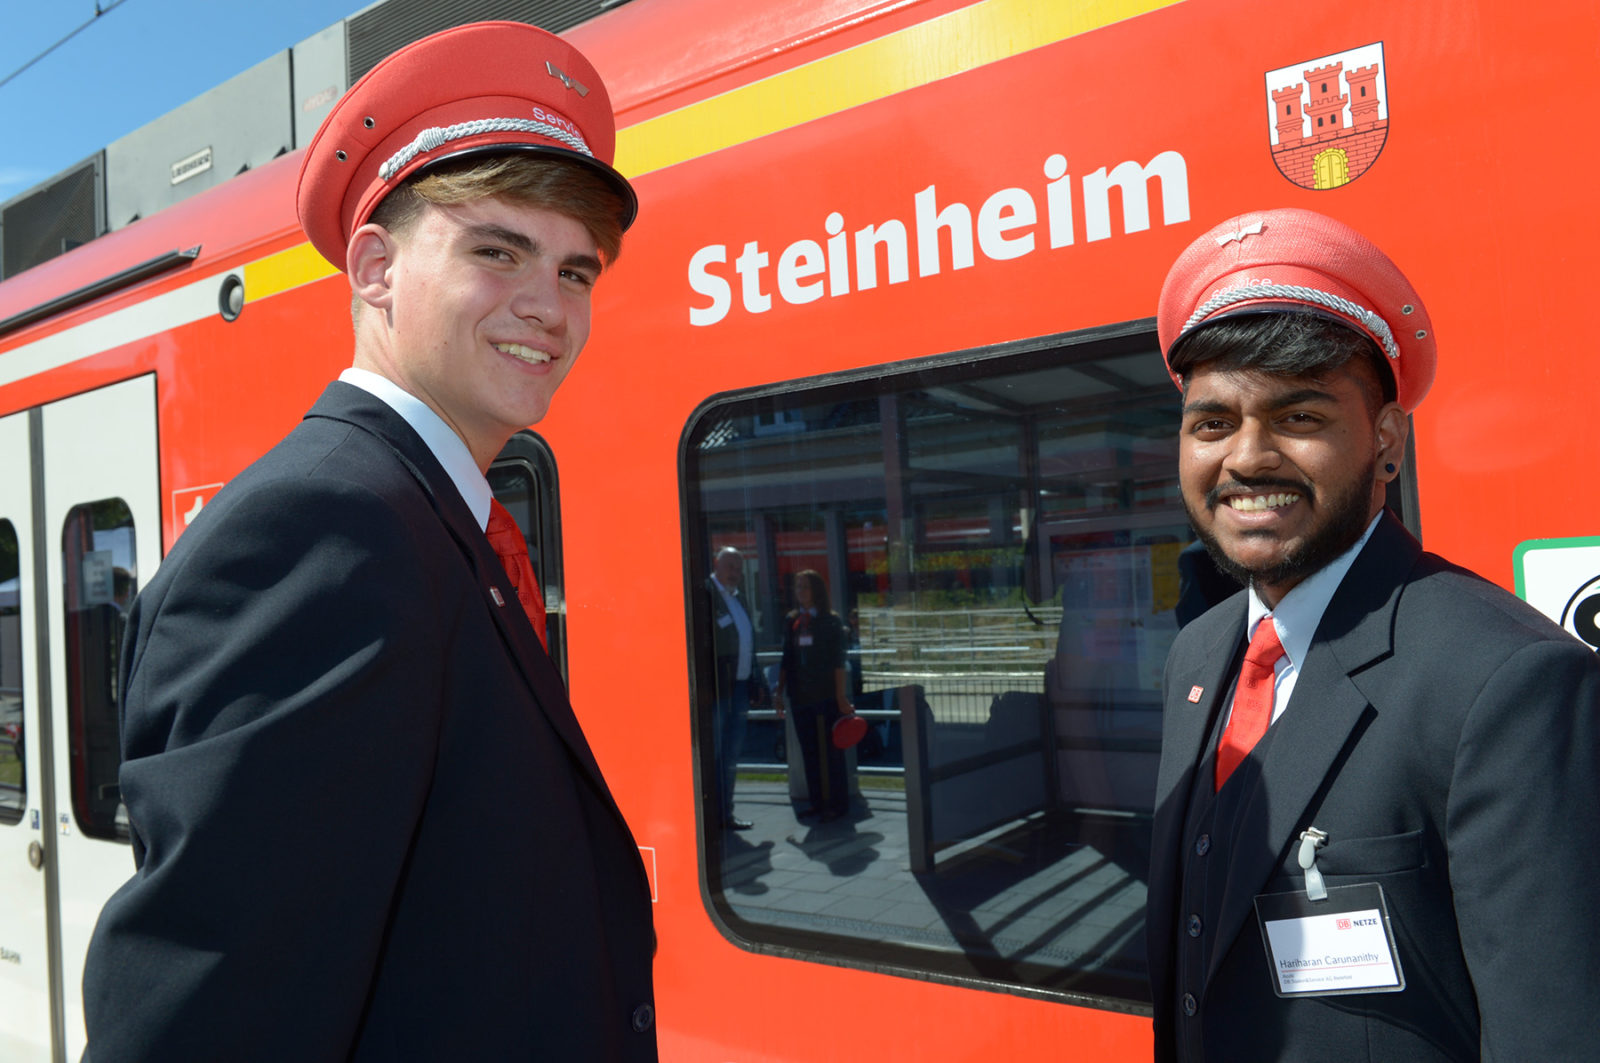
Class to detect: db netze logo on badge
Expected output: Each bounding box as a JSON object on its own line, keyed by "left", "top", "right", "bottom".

{"left": 1514, "top": 536, "right": 1600, "bottom": 652}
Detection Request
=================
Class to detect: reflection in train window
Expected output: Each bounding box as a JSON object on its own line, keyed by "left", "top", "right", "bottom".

{"left": 685, "top": 325, "right": 1232, "bottom": 1006}
{"left": 1, "top": 520, "right": 23, "bottom": 824}
{"left": 488, "top": 430, "right": 567, "bottom": 682}
{"left": 63, "top": 498, "right": 136, "bottom": 842}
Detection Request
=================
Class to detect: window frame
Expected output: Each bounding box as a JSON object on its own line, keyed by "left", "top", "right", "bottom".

{"left": 683, "top": 319, "right": 1165, "bottom": 1011}
{"left": 60, "top": 496, "right": 136, "bottom": 843}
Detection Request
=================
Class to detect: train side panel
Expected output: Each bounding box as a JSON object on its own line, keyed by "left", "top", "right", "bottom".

{"left": 0, "top": 1, "right": 1596, "bottom": 1060}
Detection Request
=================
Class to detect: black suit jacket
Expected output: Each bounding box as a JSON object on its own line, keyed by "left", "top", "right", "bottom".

{"left": 82, "top": 383, "right": 657, "bottom": 1061}
{"left": 702, "top": 577, "right": 766, "bottom": 703}
{"left": 1148, "top": 512, "right": 1600, "bottom": 1061}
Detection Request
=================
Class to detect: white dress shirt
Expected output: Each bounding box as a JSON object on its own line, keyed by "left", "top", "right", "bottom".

{"left": 1232, "top": 512, "right": 1384, "bottom": 725}
{"left": 339, "top": 368, "right": 491, "bottom": 532}
{"left": 713, "top": 579, "right": 754, "bottom": 681}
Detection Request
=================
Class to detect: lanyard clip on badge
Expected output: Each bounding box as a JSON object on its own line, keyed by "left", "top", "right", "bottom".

{"left": 1297, "top": 827, "right": 1328, "bottom": 902}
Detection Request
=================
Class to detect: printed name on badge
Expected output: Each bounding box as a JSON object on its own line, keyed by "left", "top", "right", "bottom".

{"left": 1255, "top": 883, "right": 1405, "bottom": 998}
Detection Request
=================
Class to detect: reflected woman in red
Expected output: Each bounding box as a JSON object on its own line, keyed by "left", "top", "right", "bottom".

{"left": 773, "top": 570, "right": 856, "bottom": 822}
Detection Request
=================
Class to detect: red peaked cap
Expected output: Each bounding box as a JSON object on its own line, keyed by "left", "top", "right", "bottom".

{"left": 296, "top": 20, "right": 637, "bottom": 271}
{"left": 1156, "top": 208, "right": 1435, "bottom": 412}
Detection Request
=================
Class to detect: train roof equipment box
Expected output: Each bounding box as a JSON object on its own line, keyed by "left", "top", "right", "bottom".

{"left": 103, "top": 52, "right": 295, "bottom": 232}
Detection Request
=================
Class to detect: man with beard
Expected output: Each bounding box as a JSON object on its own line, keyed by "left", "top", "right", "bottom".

{"left": 1144, "top": 208, "right": 1600, "bottom": 1062}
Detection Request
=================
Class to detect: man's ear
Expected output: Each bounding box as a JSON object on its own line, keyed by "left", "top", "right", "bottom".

{"left": 347, "top": 223, "right": 396, "bottom": 313}
{"left": 1375, "top": 401, "right": 1409, "bottom": 483}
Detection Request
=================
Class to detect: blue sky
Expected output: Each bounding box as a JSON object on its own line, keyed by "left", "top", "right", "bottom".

{"left": 0, "top": 0, "right": 364, "bottom": 203}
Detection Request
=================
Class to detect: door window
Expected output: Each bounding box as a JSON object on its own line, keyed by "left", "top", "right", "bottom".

{"left": 0, "top": 519, "right": 22, "bottom": 824}
{"left": 62, "top": 498, "right": 136, "bottom": 842}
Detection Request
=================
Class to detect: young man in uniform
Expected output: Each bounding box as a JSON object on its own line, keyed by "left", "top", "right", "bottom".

{"left": 1145, "top": 207, "right": 1600, "bottom": 1061}
{"left": 82, "top": 23, "right": 658, "bottom": 1060}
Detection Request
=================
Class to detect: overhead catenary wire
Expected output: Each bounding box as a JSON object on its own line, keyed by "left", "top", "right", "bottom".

{"left": 0, "top": 0, "right": 132, "bottom": 94}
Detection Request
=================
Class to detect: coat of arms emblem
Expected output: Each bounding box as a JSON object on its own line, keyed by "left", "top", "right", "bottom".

{"left": 1266, "top": 43, "right": 1388, "bottom": 190}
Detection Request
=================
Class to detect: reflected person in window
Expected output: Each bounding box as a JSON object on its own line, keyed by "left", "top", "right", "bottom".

{"left": 773, "top": 570, "right": 856, "bottom": 822}
{"left": 80, "top": 23, "right": 657, "bottom": 1062}
{"left": 704, "top": 546, "right": 769, "bottom": 831}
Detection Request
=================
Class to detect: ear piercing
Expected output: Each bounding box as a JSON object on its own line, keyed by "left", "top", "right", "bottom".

{"left": 1385, "top": 463, "right": 1396, "bottom": 474}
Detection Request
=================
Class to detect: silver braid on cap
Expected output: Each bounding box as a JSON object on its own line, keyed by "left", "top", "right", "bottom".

{"left": 1180, "top": 281, "right": 1400, "bottom": 361}
{"left": 377, "top": 117, "right": 593, "bottom": 181}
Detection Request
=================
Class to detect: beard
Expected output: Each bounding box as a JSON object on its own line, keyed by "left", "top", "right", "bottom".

{"left": 1185, "top": 455, "right": 1377, "bottom": 592}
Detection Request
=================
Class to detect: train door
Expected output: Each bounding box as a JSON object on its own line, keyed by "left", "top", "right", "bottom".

{"left": 39, "top": 376, "right": 158, "bottom": 1061}
{"left": 0, "top": 410, "right": 51, "bottom": 1059}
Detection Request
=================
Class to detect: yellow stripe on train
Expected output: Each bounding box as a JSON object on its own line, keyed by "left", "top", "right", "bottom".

{"left": 242, "top": 241, "right": 341, "bottom": 304}
{"left": 237, "top": 0, "right": 1188, "bottom": 297}
{"left": 615, "top": 0, "right": 1188, "bottom": 177}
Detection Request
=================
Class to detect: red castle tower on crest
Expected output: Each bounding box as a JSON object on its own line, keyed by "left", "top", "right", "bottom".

{"left": 1269, "top": 51, "right": 1389, "bottom": 189}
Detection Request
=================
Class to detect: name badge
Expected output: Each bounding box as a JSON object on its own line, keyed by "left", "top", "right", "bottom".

{"left": 1254, "top": 883, "right": 1405, "bottom": 998}
{"left": 798, "top": 634, "right": 814, "bottom": 647}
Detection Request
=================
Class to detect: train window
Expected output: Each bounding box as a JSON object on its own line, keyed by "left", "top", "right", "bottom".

{"left": 488, "top": 430, "right": 567, "bottom": 681}
{"left": 684, "top": 323, "right": 1225, "bottom": 1007}
{"left": 63, "top": 498, "right": 136, "bottom": 842}
{"left": 1, "top": 520, "right": 23, "bottom": 824}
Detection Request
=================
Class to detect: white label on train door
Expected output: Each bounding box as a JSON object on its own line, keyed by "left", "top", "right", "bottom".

{"left": 80, "top": 551, "right": 113, "bottom": 607}
{"left": 1513, "top": 535, "right": 1600, "bottom": 651}
{"left": 171, "top": 483, "right": 225, "bottom": 534}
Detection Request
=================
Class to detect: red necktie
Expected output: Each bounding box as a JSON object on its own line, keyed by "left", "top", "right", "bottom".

{"left": 486, "top": 499, "right": 547, "bottom": 649}
{"left": 1215, "top": 617, "right": 1284, "bottom": 790}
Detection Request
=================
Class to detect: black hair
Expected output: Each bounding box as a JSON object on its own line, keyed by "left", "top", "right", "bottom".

{"left": 1167, "top": 311, "right": 1397, "bottom": 411}
{"left": 793, "top": 569, "right": 833, "bottom": 614}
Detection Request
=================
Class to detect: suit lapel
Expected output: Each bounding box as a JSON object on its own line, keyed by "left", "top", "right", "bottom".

{"left": 1148, "top": 593, "right": 1247, "bottom": 996}
{"left": 1204, "top": 513, "right": 1420, "bottom": 981}
{"left": 1155, "top": 596, "right": 1246, "bottom": 825}
{"left": 305, "top": 383, "right": 619, "bottom": 814}
{"left": 469, "top": 520, "right": 614, "bottom": 796}
{"left": 1204, "top": 657, "right": 1371, "bottom": 981}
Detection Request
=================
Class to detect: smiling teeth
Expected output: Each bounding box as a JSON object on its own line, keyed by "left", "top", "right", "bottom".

{"left": 495, "top": 343, "right": 550, "bottom": 364}
{"left": 1228, "top": 493, "right": 1301, "bottom": 511}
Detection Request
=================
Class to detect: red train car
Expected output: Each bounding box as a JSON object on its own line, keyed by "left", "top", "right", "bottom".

{"left": 2, "top": 0, "right": 1597, "bottom": 1058}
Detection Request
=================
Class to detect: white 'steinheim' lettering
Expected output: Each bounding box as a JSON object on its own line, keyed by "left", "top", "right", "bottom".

{"left": 686, "top": 149, "right": 1190, "bottom": 325}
